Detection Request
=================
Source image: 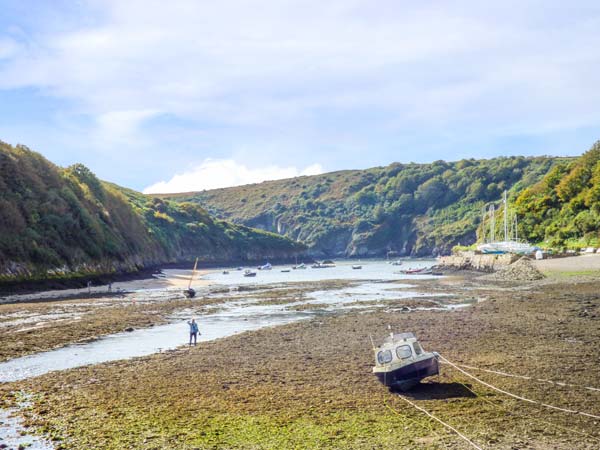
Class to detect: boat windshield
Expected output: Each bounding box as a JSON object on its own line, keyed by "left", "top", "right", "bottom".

{"left": 377, "top": 350, "right": 393, "bottom": 364}
{"left": 396, "top": 345, "right": 412, "bottom": 359}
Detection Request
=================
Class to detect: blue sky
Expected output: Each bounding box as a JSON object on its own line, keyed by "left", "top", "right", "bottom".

{"left": 0, "top": 0, "right": 599, "bottom": 193}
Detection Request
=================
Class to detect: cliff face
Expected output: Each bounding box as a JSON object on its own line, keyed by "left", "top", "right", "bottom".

{"left": 0, "top": 142, "right": 304, "bottom": 283}
{"left": 161, "top": 156, "right": 558, "bottom": 257}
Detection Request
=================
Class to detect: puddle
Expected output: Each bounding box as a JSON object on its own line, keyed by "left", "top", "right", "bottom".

{"left": 0, "top": 404, "right": 53, "bottom": 450}
{"left": 305, "top": 282, "right": 417, "bottom": 307}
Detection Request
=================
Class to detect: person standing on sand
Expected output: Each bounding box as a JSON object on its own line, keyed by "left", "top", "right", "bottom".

{"left": 187, "top": 318, "right": 200, "bottom": 345}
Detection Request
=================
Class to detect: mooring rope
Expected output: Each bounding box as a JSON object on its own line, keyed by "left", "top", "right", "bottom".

{"left": 395, "top": 394, "right": 485, "bottom": 450}
{"left": 449, "top": 374, "right": 600, "bottom": 444}
{"left": 384, "top": 396, "right": 450, "bottom": 450}
{"left": 439, "top": 356, "right": 600, "bottom": 420}
{"left": 453, "top": 362, "right": 600, "bottom": 393}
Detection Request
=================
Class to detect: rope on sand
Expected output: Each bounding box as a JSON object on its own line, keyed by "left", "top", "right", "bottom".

{"left": 439, "top": 356, "right": 600, "bottom": 420}
{"left": 447, "top": 373, "right": 600, "bottom": 445}
{"left": 395, "top": 394, "right": 485, "bottom": 450}
{"left": 451, "top": 362, "right": 600, "bottom": 393}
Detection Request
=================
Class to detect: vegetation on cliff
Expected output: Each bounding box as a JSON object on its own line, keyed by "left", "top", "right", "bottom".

{"left": 162, "top": 156, "right": 557, "bottom": 256}
{"left": 0, "top": 141, "right": 303, "bottom": 282}
{"left": 515, "top": 141, "right": 600, "bottom": 249}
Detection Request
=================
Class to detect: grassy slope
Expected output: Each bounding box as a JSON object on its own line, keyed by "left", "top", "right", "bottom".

{"left": 0, "top": 141, "right": 303, "bottom": 282}
{"left": 161, "top": 156, "right": 560, "bottom": 257}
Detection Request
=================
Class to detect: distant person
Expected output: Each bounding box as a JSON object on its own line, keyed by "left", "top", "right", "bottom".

{"left": 187, "top": 318, "right": 200, "bottom": 346}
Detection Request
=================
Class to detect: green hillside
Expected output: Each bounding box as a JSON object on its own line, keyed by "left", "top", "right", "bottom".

{"left": 515, "top": 141, "right": 600, "bottom": 249}
{"left": 0, "top": 141, "right": 304, "bottom": 283}
{"left": 161, "top": 156, "right": 559, "bottom": 257}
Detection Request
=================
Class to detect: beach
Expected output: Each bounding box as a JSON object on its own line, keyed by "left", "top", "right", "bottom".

{"left": 0, "top": 260, "right": 598, "bottom": 449}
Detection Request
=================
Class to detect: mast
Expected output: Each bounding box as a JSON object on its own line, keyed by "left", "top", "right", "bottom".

{"left": 490, "top": 205, "right": 495, "bottom": 242}
{"left": 187, "top": 257, "right": 198, "bottom": 290}
{"left": 503, "top": 190, "right": 508, "bottom": 242}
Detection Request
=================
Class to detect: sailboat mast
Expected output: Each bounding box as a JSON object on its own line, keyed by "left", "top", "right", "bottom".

{"left": 503, "top": 190, "right": 508, "bottom": 242}
{"left": 188, "top": 257, "right": 198, "bottom": 290}
{"left": 490, "top": 205, "right": 495, "bottom": 242}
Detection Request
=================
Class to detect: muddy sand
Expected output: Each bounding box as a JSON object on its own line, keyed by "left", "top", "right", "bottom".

{"left": 0, "top": 268, "right": 598, "bottom": 449}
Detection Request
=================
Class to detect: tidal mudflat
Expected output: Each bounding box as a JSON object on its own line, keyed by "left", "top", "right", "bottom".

{"left": 1, "top": 260, "right": 598, "bottom": 449}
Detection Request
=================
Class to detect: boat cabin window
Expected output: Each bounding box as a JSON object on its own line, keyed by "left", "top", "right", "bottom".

{"left": 377, "top": 350, "right": 393, "bottom": 364}
{"left": 396, "top": 345, "right": 412, "bottom": 359}
{"left": 413, "top": 342, "right": 423, "bottom": 356}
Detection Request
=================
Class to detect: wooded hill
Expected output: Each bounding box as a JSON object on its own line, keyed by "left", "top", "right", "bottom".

{"left": 0, "top": 141, "right": 304, "bottom": 283}
{"left": 515, "top": 141, "right": 600, "bottom": 249}
{"left": 161, "top": 156, "right": 561, "bottom": 257}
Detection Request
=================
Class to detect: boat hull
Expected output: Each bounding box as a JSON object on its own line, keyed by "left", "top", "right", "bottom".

{"left": 375, "top": 356, "right": 439, "bottom": 391}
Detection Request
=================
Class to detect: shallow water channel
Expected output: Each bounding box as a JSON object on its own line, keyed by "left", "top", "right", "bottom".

{"left": 0, "top": 260, "right": 445, "bottom": 383}
{"left": 0, "top": 282, "right": 440, "bottom": 383}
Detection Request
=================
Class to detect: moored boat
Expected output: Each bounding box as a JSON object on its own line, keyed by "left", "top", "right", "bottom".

{"left": 243, "top": 269, "right": 257, "bottom": 277}
{"left": 398, "top": 267, "right": 431, "bottom": 275}
{"left": 372, "top": 331, "right": 439, "bottom": 391}
{"left": 352, "top": 265, "right": 362, "bottom": 269}
{"left": 312, "top": 260, "right": 336, "bottom": 269}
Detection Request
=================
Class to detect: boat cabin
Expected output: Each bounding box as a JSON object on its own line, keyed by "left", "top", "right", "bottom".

{"left": 372, "top": 332, "right": 439, "bottom": 390}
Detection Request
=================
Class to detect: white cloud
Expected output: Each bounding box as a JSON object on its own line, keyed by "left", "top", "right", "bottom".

{"left": 1, "top": 0, "right": 600, "bottom": 187}
{"left": 143, "top": 159, "right": 324, "bottom": 193}
{"left": 2, "top": 0, "right": 598, "bottom": 133}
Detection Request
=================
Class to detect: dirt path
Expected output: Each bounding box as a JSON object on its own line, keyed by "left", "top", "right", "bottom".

{"left": 533, "top": 253, "right": 600, "bottom": 273}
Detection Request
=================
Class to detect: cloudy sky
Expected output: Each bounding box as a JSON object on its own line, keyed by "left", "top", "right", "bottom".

{"left": 0, "top": 1, "right": 599, "bottom": 193}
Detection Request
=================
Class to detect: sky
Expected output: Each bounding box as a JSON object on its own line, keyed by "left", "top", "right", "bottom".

{"left": 0, "top": 1, "right": 599, "bottom": 193}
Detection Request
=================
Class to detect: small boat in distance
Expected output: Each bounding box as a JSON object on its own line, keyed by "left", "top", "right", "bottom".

{"left": 312, "top": 260, "right": 336, "bottom": 269}
{"left": 391, "top": 260, "right": 403, "bottom": 266}
{"left": 372, "top": 331, "right": 439, "bottom": 391}
{"left": 281, "top": 269, "right": 291, "bottom": 273}
{"left": 398, "top": 267, "right": 431, "bottom": 275}
{"left": 258, "top": 262, "right": 272, "bottom": 270}
{"left": 293, "top": 263, "right": 306, "bottom": 270}
{"left": 243, "top": 269, "right": 257, "bottom": 277}
{"left": 352, "top": 265, "right": 362, "bottom": 270}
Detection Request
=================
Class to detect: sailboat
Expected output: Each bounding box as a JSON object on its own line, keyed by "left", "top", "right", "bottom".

{"left": 477, "top": 191, "right": 538, "bottom": 255}
{"left": 183, "top": 257, "right": 198, "bottom": 298}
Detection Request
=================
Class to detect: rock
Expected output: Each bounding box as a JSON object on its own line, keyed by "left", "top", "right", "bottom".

{"left": 485, "top": 256, "right": 545, "bottom": 281}
{"left": 124, "top": 327, "right": 135, "bottom": 332}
